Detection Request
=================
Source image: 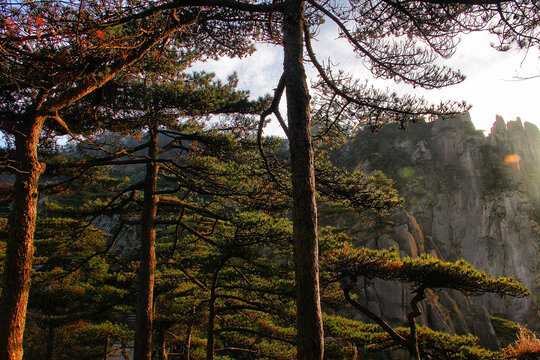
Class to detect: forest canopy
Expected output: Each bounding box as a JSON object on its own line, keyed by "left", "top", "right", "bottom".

{"left": 1, "top": 1, "right": 539, "bottom": 360}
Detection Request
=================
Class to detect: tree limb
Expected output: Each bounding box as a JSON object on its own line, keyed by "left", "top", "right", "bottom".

{"left": 343, "top": 288, "right": 409, "bottom": 348}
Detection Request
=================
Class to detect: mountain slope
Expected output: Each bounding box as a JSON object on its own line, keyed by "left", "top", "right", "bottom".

{"left": 334, "top": 113, "right": 539, "bottom": 344}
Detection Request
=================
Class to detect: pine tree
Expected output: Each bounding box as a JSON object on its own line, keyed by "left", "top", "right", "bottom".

{"left": 85, "top": 4, "right": 538, "bottom": 357}
{"left": 322, "top": 243, "right": 530, "bottom": 359}
{"left": 3, "top": 2, "right": 539, "bottom": 358}
{"left": 0, "top": 3, "right": 263, "bottom": 356}
{"left": 47, "top": 60, "right": 272, "bottom": 359}
{"left": 0, "top": 214, "right": 133, "bottom": 360}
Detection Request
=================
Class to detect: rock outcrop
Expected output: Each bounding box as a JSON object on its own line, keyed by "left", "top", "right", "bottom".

{"left": 335, "top": 113, "right": 540, "bottom": 345}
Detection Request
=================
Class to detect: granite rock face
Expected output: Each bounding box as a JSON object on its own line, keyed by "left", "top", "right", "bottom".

{"left": 335, "top": 113, "right": 540, "bottom": 343}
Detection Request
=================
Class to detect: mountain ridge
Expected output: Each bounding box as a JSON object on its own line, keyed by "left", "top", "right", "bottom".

{"left": 333, "top": 113, "right": 540, "bottom": 348}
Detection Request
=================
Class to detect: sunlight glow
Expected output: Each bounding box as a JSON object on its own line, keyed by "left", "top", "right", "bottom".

{"left": 504, "top": 154, "right": 521, "bottom": 164}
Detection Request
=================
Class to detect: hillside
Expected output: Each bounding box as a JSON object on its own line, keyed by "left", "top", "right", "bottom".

{"left": 333, "top": 113, "right": 540, "bottom": 348}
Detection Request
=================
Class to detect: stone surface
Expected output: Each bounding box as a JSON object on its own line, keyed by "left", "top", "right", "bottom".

{"left": 336, "top": 113, "right": 540, "bottom": 345}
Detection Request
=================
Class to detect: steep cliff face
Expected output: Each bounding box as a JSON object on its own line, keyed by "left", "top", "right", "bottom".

{"left": 335, "top": 114, "right": 540, "bottom": 335}
{"left": 357, "top": 210, "right": 503, "bottom": 350}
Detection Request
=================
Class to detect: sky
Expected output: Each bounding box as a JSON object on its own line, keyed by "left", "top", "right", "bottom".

{"left": 191, "top": 25, "right": 540, "bottom": 137}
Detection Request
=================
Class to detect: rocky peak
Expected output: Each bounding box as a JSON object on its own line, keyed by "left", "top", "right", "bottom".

{"left": 335, "top": 113, "right": 540, "bottom": 331}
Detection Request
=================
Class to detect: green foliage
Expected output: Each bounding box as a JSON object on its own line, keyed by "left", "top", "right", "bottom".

{"left": 323, "top": 314, "right": 497, "bottom": 360}
{"left": 324, "top": 314, "right": 381, "bottom": 348}
{"left": 43, "top": 165, "right": 132, "bottom": 212}
{"left": 321, "top": 242, "right": 530, "bottom": 359}
{"left": 0, "top": 215, "right": 133, "bottom": 360}
{"left": 479, "top": 144, "right": 515, "bottom": 196}
{"left": 215, "top": 312, "right": 296, "bottom": 359}
{"left": 491, "top": 316, "right": 522, "bottom": 347}
{"left": 323, "top": 246, "right": 530, "bottom": 297}
{"left": 316, "top": 151, "right": 403, "bottom": 219}
{"left": 149, "top": 207, "right": 298, "bottom": 360}
{"left": 65, "top": 68, "right": 269, "bottom": 136}
{"left": 58, "top": 321, "right": 133, "bottom": 360}
{"left": 413, "top": 326, "right": 497, "bottom": 360}
{"left": 6, "top": 121, "right": 525, "bottom": 360}
{"left": 32, "top": 233, "right": 127, "bottom": 315}
{"left": 400, "top": 255, "right": 529, "bottom": 296}
{"left": 9, "top": 69, "right": 523, "bottom": 360}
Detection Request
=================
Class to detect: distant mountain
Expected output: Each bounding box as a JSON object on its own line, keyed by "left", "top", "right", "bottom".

{"left": 333, "top": 113, "right": 539, "bottom": 349}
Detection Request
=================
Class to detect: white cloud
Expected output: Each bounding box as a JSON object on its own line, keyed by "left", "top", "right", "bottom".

{"left": 190, "top": 27, "right": 540, "bottom": 136}
{"left": 422, "top": 32, "right": 540, "bottom": 132}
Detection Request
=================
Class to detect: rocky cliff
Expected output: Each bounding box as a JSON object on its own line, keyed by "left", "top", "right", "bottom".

{"left": 334, "top": 113, "right": 540, "bottom": 347}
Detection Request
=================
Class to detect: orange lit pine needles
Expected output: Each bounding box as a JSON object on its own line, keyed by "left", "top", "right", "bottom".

{"left": 322, "top": 246, "right": 530, "bottom": 298}
{"left": 502, "top": 326, "right": 540, "bottom": 360}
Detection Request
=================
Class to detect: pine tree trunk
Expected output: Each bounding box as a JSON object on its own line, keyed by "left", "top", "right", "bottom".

{"left": 282, "top": 1, "right": 324, "bottom": 359}
{"left": 205, "top": 273, "right": 219, "bottom": 360}
{"left": 184, "top": 322, "right": 192, "bottom": 360}
{"left": 134, "top": 124, "right": 160, "bottom": 360}
{"left": 104, "top": 335, "right": 110, "bottom": 360}
{"left": 0, "top": 116, "right": 45, "bottom": 360}
{"left": 157, "top": 328, "right": 167, "bottom": 360}
{"left": 46, "top": 326, "right": 56, "bottom": 360}
{"left": 407, "top": 286, "right": 426, "bottom": 360}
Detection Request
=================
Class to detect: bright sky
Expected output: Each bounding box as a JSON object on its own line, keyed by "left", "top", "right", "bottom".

{"left": 192, "top": 26, "right": 540, "bottom": 137}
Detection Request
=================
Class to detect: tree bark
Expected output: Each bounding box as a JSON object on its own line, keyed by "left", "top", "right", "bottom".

{"left": 157, "top": 328, "right": 168, "bottom": 360}
{"left": 343, "top": 289, "right": 408, "bottom": 347}
{"left": 205, "top": 270, "right": 220, "bottom": 360}
{"left": 0, "top": 116, "right": 45, "bottom": 360}
{"left": 103, "top": 335, "right": 110, "bottom": 360}
{"left": 282, "top": 1, "right": 324, "bottom": 359}
{"left": 407, "top": 286, "right": 426, "bottom": 360}
{"left": 134, "top": 124, "right": 160, "bottom": 360}
{"left": 46, "top": 326, "right": 56, "bottom": 360}
{"left": 184, "top": 312, "right": 194, "bottom": 360}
